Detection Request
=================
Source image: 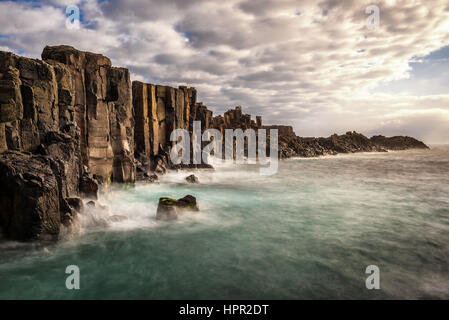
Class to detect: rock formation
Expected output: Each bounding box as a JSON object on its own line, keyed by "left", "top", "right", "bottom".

{"left": 0, "top": 45, "right": 135, "bottom": 240}
{"left": 0, "top": 151, "right": 80, "bottom": 240}
{"left": 156, "top": 195, "right": 199, "bottom": 221}
{"left": 0, "top": 45, "right": 429, "bottom": 241}
{"left": 41, "top": 45, "right": 135, "bottom": 183}
{"left": 370, "top": 135, "right": 429, "bottom": 150}
{"left": 185, "top": 174, "right": 199, "bottom": 184}
{"left": 276, "top": 130, "right": 383, "bottom": 158}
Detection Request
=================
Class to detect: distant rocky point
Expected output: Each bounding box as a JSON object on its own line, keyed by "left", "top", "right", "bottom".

{"left": 370, "top": 135, "right": 428, "bottom": 150}
{"left": 277, "top": 130, "right": 428, "bottom": 158}
{"left": 0, "top": 45, "right": 428, "bottom": 241}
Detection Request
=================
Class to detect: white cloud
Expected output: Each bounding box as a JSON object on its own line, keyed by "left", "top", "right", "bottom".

{"left": 0, "top": 45, "right": 12, "bottom": 51}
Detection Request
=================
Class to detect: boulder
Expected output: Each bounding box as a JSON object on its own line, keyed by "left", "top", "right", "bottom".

{"left": 66, "top": 197, "right": 84, "bottom": 213}
{"left": 185, "top": 174, "right": 199, "bottom": 184}
{"left": 138, "top": 172, "right": 158, "bottom": 183}
{"left": 84, "top": 200, "right": 109, "bottom": 213}
{"left": 156, "top": 195, "right": 199, "bottom": 221}
{"left": 152, "top": 153, "right": 168, "bottom": 174}
{"left": 0, "top": 151, "right": 73, "bottom": 241}
{"left": 86, "top": 200, "right": 96, "bottom": 208}
{"left": 135, "top": 154, "right": 158, "bottom": 182}
{"left": 80, "top": 171, "right": 99, "bottom": 199}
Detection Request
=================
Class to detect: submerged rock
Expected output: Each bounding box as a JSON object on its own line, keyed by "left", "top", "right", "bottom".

{"left": 137, "top": 171, "right": 158, "bottom": 183}
{"left": 156, "top": 195, "right": 199, "bottom": 221}
{"left": 185, "top": 174, "right": 199, "bottom": 184}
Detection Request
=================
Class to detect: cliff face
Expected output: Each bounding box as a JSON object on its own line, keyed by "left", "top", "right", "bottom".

{"left": 132, "top": 81, "right": 197, "bottom": 159}
{"left": 0, "top": 46, "right": 135, "bottom": 240}
{"left": 41, "top": 45, "right": 135, "bottom": 183}
{"left": 0, "top": 51, "right": 58, "bottom": 153}
{"left": 0, "top": 45, "right": 429, "bottom": 241}
{"left": 132, "top": 82, "right": 267, "bottom": 172}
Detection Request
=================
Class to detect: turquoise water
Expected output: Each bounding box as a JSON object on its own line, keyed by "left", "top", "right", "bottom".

{"left": 0, "top": 147, "right": 448, "bottom": 299}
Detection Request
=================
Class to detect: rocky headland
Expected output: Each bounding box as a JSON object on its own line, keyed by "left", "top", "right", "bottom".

{"left": 0, "top": 45, "right": 428, "bottom": 241}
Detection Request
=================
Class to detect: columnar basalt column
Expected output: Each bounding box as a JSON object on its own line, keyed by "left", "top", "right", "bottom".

{"left": 42, "top": 45, "right": 135, "bottom": 183}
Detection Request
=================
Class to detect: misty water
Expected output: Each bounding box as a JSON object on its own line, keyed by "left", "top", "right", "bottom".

{"left": 0, "top": 147, "right": 448, "bottom": 299}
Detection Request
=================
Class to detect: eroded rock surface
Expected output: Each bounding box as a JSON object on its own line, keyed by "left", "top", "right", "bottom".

{"left": 156, "top": 195, "right": 199, "bottom": 221}
{"left": 42, "top": 45, "right": 135, "bottom": 183}
{"left": 0, "top": 151, "right": 79, "bottom": 241}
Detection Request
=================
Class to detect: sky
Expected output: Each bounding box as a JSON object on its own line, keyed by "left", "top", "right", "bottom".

{"left": 1, "top": 0, "right": 448, "bottom": 144}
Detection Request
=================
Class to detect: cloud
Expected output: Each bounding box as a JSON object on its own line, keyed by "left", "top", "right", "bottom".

{"left": 1, "top": 0, "right": 449, "bottom": 143}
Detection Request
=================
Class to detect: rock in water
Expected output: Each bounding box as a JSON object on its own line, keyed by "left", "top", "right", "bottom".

{"left": 66, "top": 197, "right": 84, "bottom": 213}
{"left": 156, "top": 195, "right": 199, "bottom": 221}
{"left": 80, "top": 171, "right": 100, "bottom": 199}
{"left": 86, "top": 201, "right": 96, "bottom": 208}
{"left": 185, "top": 174, "right": 199, "bottom": 184}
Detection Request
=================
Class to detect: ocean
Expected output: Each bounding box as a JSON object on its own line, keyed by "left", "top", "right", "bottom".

{"left": 0, "top": 147, "right": 448, "bottom": 299}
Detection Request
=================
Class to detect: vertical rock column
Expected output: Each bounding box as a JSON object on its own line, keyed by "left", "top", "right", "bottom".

{"left": 133, "top": 81, "right": 150, "bottom": 156}
{"left": 133, "top": 81, "right": 159, "bottom": 158}
{"left": 132, "top": 81, "right": 215, "bottom": 167}
{"left": 0, "top": 62, "right": 23, "bottom": 152}
{"left": 0, "top": 51, "right": 59, "bottom": 153}
{"left": 0, "top": 123, "right": 5, "bottom": 152}
{"left": 83, "top": 52, "right": 114, "bottom": 179}
{"left": 155, "top": 85, "right": 167, "bottom": 148}
{"left": 107, "top": 67, "right": 135, "bottom": 183}
{"left": 42, "top": 46, "right": 88, "bottom": 166}
{"left": 256, "top": 116, "right": 262, "bottom": 128}
{"left": 165, "top": 86, "right": 176, "bottom": 148}
{"left": 148, "top": 84, "right": 159, "bottom": 156}
{"left": 42, "top": 45, "right": 135, "bottom": 183}
{"left": 46, "top": 61, "right": 82, "bottom": 197}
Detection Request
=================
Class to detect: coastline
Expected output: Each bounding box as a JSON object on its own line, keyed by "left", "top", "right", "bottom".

{"left": 0, "top": 45, "right": 429, "bottom": 242}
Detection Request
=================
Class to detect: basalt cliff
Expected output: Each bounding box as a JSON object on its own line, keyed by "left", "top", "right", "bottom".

{"left": 0, "top": 45, "right": 428, "bottom": 241}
